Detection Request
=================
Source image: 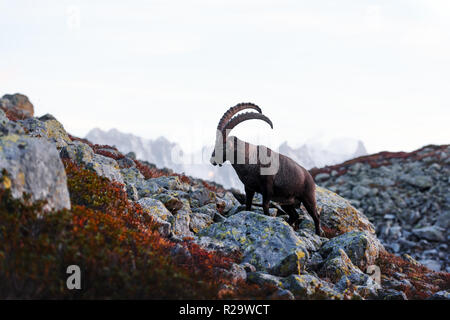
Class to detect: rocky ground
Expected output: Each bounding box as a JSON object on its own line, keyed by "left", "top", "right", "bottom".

{"left": 0, "top": 93, "right": 448, "bottom": 300}
{"left": 311, "top": 145, "right": 450, "bottom": 273}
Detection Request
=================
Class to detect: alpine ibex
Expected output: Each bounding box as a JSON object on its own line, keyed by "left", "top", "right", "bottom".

{"left": 210, "top": 103, "right": 322, "bottom": 236}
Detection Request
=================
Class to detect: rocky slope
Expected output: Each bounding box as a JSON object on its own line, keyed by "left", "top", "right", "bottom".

{"left": 0, "top": 93, "right": 448, "bottom": 300}
{"left": 310, "top": 145, "right": 450, "bottom": 273}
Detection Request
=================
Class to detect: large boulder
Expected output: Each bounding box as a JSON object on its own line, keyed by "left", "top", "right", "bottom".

{"left": 60, "top": 141, "right": 124, "bottom": 183}
{"left": 412, "top": 226, "right": 445, "bottom": 242}
{"left": 20, "top": 115, "right": 72, "bottom": 148}
{"left": 312, "top": 187, "right": 376, "bottom": 236}
{"left": 0, "top": 93, "right": 34, "bottom": 119}
{"left": 0, "top": 135, "right": 71, "bottom": 211}
{"left": 198, "top": 211, "right": 309, "bottom": 271}
{"left": 320, "top": 231, "right": 383, "bottom": 270}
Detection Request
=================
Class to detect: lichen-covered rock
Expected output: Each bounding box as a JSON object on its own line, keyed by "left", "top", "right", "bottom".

{"left": 377, "top": 288, "right": 408, "bottom": 300}
{"left": 269, "top": 250, "right": 306, "bottom": 277}
{"left": 217, "top": 263, "right": 247, "bottom": 284}
{"left": 137, "top": 197, "right": 173, "bottom": 237}
{"left": 135, "top": 180, "right": 163, "bottom": 198}
{"left": 60, "top": 141, "right": 95, "bottom": 165}
{"left": 282, "top": 274, "right": 343, "bottom": 300}
{"left": 20, "top": 115, "right": 71, "bottom": 148}
{"left": 319, "top": 248, "right": 363, "bottom": 282}
{"left": 216, "top": 191, "right": 239, "bottom": 214}
{"left": 172, "top": 200, "right": 194, "bottom": 238}
{"left": 320, "top": 231, "right": 383, "bottom": 270}
{"left": 0, "top": 135, "right": 70, "bottom": 211}
{"left": 193, "top": 236, "right": 240, "bottom": 256}
{"left": 247, "top": 272, "right": 284, "bottom": 288}
{"left": 335, "top": 272, "right": 381, "bottom": 299}
{"left": 120, "top": 167, "right": 144, "bottom": 185}
{"left": 86, "top": 154, "right": 124, "bottom": 183}
{"left": 137, "top": 197, "right": 174, "bottom": 222}
{"left": 125, "top": 184, "right": 139, "bottom": 201}
{"left": 154, "top": 192, "right": 185, "bottom": 212}
{"left": 189, "top": 212, "right": 214, "bottom": 234}
{"left": 313, "top": 186, "right": 376, "bottom": 235}
{"left": 190, "top": 188, "right": 216, "bottom": 207}
{"left": 198, "top": 211, "right": 309, "bottom": 271}
{"left": 60, "top": 141, "right": 124, "bottom": 184}
{"left": 193, "top": 203, "right": 218, "bottom": 219}
{"left": 0, "top": 109, "right": 25, "bottom": 136}
{"left": 0, "top": 93, "right": 34, "bottom": 118}
{"left": 296, "top": 229, "right": 326, "bottom": 252}
{"left": 149, "top": 176, "right": 186, "bottom": 191}
{"left": 117, "top": 156, "right": 136, "bottom": 169}
{"left": 268, "top": 289, "right": 295, "bottom": 300}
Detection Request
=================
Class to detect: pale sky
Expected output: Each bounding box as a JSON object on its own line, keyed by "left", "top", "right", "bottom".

{"left": 1, "top": 0, "right": 449, "bottom": 154}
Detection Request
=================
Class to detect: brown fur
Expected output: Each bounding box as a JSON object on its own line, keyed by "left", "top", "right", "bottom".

{"left": 212, "top": 135, "right": 321, "bottom": 235}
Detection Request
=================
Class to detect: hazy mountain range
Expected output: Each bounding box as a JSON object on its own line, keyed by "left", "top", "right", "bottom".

{"left": 86, "top": 128, "right": 367, "bottom": 190}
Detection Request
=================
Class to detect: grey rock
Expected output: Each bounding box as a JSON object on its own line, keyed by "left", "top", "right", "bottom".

{"left": 60, "top": 141, "right": 95, "bottom": 165}
{"left": 247, "top": 272, "right": 284, "bottom": 288}
{"left": 20, "top": 116, "right": 71, "bottom": 148}
{"left": 412, "top": 226, "right": 445, "bottom": 242}
{"left": 319, "top": 248, "right": 364, "bottom": 282}
{"left": 269, "top": 250, "right": 306, "bottom": 277}
{"left": 154, "top": 192, "right": 185, "bottom": 212}
{"left": 86, "top": 154, "right": 124, "bottom": 183}
{"left": 172, "top": 204, "right": 194, "bottom": 238}
{"left": 313, "top": 187, "right": 376, "bottom": 235}
{"left": 402, "top": 175, "right": 433, "bottom": 189}
{"left": 268, "top": 289, "right": 295, "bottom": 300}
{"left": 0, "top": 93, "right": 34, "bottom": 118}
{"left": 137, "top": 197, "right": 174, "bottom": 223}
{"left": 320, "top": 231, "right": 383, "bottom": 270}
{"left": 315, "top": 173, "right": 330, "bottom": 182}
{"left": 0, "top": 135, "right": 71, "bottom": 211}
{"left": 418, "top": 259, "right": 442, "bottom": 272}
{"left": 117, "top": 157, "right": 136, "bottom": 169}
{"left": 0, "top": 109, "right": 25, "bottom": 136}
{"left": 198, "top": 211, "right": 309, "bottom": 271}
{"left": 351, "top": 185, "right": 371, "bottom": 199}
{"left": 193, "top": 203, "right": 218, "bottom": 218}
{"left": 191, "top": 188, "right": 216, "bottom": 206}
{"left": 189, "top": 212, "right": 214, "bottom": 233}
{"left": 282, "top": 274, "right": 343, "bottom": 300}
{"left": 120, "top": 167, "right": 144, "bottom": 185}
{"left": 150, "top": 176, "right": 186, "bottom": 191}
{"left": 377, "top": 288, "right": 408, "bottom": 300}
{"left": 135, "top": 180, "right": 163, "bottom": 198}
{"left": 428, "top": 290, "right": 450, "bottom": 300}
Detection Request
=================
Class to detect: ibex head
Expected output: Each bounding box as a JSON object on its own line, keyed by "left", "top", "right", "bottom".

{"left": 210, "top": 103, "right": 273, "bottom": 166}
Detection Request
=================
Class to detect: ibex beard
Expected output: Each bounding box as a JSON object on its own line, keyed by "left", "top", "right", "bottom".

{"left": 210, "top": 103, "right": 322, "bottom": 236}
